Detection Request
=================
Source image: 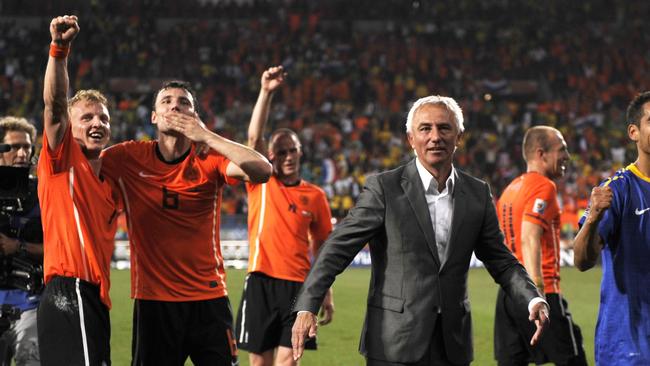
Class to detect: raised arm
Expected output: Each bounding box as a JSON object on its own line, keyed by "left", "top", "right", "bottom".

{"left": 247, "top": 66, "right": 286, "bottom": 154}
{"left": 43, "top": 15, "right": 79, "bottom": 151}
{"left": 573, "top": 186, "right": 612, "bottom": 271}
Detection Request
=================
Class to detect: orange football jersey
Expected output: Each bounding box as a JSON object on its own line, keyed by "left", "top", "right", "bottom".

{"left": 38, "top": 126, "right": 120, "bottom": 308}
{"left": 246, "top": 176, "right": 332, "bottom": 282}
{"left": 497, "top": 172, "right": 561, "bottom": 294}
{"left": 102, "top": 141, "right": 237, "bottom": 301}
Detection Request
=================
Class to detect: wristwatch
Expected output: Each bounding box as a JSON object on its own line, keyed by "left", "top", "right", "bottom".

{"left": 18, "top": 239, "right": 28, "bottom": 255}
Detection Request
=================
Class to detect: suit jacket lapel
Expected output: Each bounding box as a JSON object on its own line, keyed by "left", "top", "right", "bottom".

{"left": 442, "top": 170, "right": 466, "bottom": 271}
{"left": 401, "top": 160, "right": 441, "bottom": 267}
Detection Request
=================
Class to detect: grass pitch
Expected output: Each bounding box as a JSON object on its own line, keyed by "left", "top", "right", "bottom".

{"left": 109, "top": 267, "right": 601, "bottom": 365}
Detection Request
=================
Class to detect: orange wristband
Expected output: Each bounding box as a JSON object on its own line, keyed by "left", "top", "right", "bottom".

{"left": 49, "top": 43, "right": 70, "bottom": 58}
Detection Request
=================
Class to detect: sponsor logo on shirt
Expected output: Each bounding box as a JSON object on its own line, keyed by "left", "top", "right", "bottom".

{"left": 138, "top": 171, "right": 157, "bottom": 178}
{"left": 299, "top": 195, "right": 309, "bottom": 205}
{"left": 635, "top": 207, "right": 650, "bottom": 215}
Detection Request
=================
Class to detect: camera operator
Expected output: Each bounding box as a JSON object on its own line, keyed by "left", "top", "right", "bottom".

{"left": 0, "top": 116, "right": 43, "bottom": 366}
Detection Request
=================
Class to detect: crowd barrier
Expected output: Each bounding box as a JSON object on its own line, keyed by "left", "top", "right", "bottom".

{"left": 112, "top": 240, "right": 578, "bottom": 270}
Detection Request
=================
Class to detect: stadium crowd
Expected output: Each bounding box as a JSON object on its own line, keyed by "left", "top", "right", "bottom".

{"left": 2, "top": 0, "right": 649, "bottom": 238}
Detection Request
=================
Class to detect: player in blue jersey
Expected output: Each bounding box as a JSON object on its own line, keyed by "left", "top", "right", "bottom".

{"left": 573, "top": 91, "right": 650, "bottom": 366}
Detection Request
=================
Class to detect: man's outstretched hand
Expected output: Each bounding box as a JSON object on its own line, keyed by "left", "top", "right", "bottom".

{"left": 291, "top": 311, "right": 318, "bottom": 361}
{"left": 529, "top": 301, "right": 550, "bottom": 346}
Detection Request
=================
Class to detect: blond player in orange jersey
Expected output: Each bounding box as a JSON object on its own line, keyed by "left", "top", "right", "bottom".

{"left": 494, "top": 126, "right": 587, "bottom": 366}
{"left": 38, "top": 16, "right": 120, "bottom": 366}
{"left": 235, "top": 66, "right": 334, "bottom": 366}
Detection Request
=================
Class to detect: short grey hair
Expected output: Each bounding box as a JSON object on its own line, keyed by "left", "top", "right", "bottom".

{"left": 405, "top": 95, "right": 464, "bottom": 134}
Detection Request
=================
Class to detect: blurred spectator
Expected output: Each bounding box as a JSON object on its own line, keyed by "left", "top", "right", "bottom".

{"left": 1, "top": 0, "right": 647, "bottom": 233}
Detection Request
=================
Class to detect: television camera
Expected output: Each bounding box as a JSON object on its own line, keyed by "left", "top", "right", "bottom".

{"left": 0, "top": 166, "right": 43, "bottom": 295}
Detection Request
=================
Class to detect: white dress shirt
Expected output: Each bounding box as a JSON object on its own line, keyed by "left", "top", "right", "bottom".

{"left": 415, "top": 158, "right": 455, "bottom": 264}
{"left": 414, "top": 158, "right": 547, "bottom": 313}
{"left": 299, "top": 159, "right": 547, "bottom": 317}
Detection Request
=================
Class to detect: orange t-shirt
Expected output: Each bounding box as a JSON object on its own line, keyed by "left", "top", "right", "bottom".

{"left": 37, "top": 126, "right": 120, "bottom": 308}
{"left": 497, "top": 172, "right": 561, "bottom": 294}
{"left": 101, "top": 141, "right": 237, "bottom": 301}
{"left": 246, "top": 176, "right": 332, "bottom": 282}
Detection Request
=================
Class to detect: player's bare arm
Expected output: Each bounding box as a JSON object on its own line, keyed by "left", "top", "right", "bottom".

{"left": 520, "top": 221, "right": 545, "bottom": 293}
{"left": 248, "top": 65, "right": 287, "bottom": 153}
{"left": 573, "top": 186, "right": 612, "bottom": 271}
{"left": 43, "top": 15, "right": 79, "bottom": 150}
{"left": 319, "top": 288, "right": 334, "bottom": 325}
{"left": 163, "top": 110, "right": 271, "bottom": 183}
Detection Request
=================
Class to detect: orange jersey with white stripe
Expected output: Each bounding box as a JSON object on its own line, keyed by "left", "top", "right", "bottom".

{"left": 246, "top": 176, "right": 332, "bottom": 282}
{"left": 497, "top": 172, "right": 561, "bottom": 294}
{"left": 37, "top": 126, "right": 120, "bottom": 308}
{"left": 101, "top": 141, "right": 237, "bottom": 301}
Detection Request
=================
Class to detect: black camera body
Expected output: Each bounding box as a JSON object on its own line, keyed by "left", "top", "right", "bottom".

{"left": 0, "top": 166, "right": 44, "bottom": 294}
{"left": 0, "top": 303, "right": 22, "bottom": 334}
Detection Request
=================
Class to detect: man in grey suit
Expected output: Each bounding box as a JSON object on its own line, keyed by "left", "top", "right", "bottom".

{"left": 291, "top": 95, "right": 550, "bottom": 365}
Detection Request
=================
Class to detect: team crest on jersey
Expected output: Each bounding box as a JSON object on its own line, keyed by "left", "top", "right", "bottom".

{"left": 533, "top": 198, "right": 547, "bottom": 214}
{"left": 183, "top": 164, "right": 199, "bottom": 182}
{"left": 299, "top": 195, "right": 309, "bottom": 205}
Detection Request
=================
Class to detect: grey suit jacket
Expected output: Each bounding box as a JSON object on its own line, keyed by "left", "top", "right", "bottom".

{"left": 293, "top": 159, "right": 540, "bottom": 364}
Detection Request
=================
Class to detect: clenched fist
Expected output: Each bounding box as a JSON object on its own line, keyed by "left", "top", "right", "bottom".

{"left": 587, "top": 186, "right": 613, "bottom": 223}
{"left": 261, "top": 65, "right": 286, "bottom": 93}
{"left": 50, "top": 15, "right": 80, "bottom": 45}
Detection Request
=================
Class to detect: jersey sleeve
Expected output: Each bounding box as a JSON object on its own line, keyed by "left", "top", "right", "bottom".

{"left": 205, "top": 151, "right": 238, "bottom": 186}
{"left": 245, "top": 180, "right": 259, "bottom": 192}
{"left": 98, "top": 144, "right": 127, "bottom": 213}
{"left": 39, "top": 124, "right": 74, "bottom": 175}
{"left": 309, "top": 189, "right": 333, "bottom": 243}
{"left": 100, "top": 143, "right": 126, "bottom": 180}
{"left": 521, "top": 180, "right": 557, "bottom": 230}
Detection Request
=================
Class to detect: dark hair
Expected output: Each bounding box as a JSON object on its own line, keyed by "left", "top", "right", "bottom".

{"left": 626, "top": 91, "right": 650, "bottom": 126}
{"left": 152, "top": 80, "right": 200, "bottom": 114}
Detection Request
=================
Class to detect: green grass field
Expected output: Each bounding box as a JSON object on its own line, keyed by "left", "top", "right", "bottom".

{"left": 109, "top": 267, "right": 602, "bottom": 365}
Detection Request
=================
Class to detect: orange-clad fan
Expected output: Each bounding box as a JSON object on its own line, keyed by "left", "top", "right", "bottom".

{"left": 101, "top": 80, "right": 271, "bottom": 366}
{"left": 236, "top": 66, "right": 333, "bottom": 366}
{"left": 494, "top": 126, "right": 587, "bottom": 366}
{"left": 37, "top": 15, "right": 120, "bottom": 366}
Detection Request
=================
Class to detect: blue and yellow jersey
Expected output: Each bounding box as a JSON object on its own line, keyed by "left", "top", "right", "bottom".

{"left": 579, "top": 163, "right": 650, "bottom": 365}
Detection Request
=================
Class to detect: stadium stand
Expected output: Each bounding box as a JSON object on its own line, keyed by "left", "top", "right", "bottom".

{"left": 1, "top": 0, "right": 648, "bottom": 264}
